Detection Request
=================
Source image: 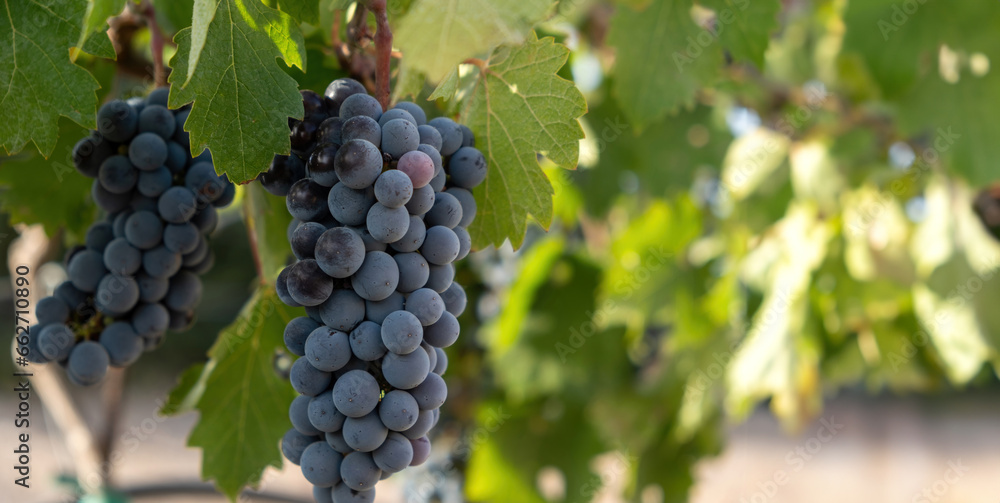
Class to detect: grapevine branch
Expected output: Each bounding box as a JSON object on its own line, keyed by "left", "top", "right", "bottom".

{"left": 143, "top": 2, "right": 168, "bottom": 87}
{"left": 368, "top": 0, "right": 393, "bottom": 111}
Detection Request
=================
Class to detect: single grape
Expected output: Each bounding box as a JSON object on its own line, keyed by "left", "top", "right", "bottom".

{"left": 290, "top": 221, "right": 326, "bottom": 260}
{"left": 36, "top": 296, "right": 69, "bottom": 325}
{"left": 332, "top": 482, "right": 376, "bottom": 503}
{"left": 446, "top": 188, "right": 477, "bottom": 227}
{"left": 421, "top": 226, "right": 460, "bottom": 265}
{"left": 396, "top": 150, "right": 434, "bottom": 188}
{"left": 55, "top": 281, "right": 89, "bottom": 312}
{"left": 137, "top": 273, "right": 169, "bottom": 303}
{"left": 67, "top": 341, "right": 110, "bottom": 386}
{"left": 425, "top": 263, "right": 455, "bottom": 293}
{"left": 339, "top": 452, "right": 381, "bottom": 492}
{"left": 131, "top": 302, "right": 170, "bottom": 338}
{"left": 366, "top": 203, "right": 410, "bottom": 244}
{"left": 128, "top": 132, "right": 169, "bottom": 171}
{"left": 448, "top": 146, "right": 488, "bottom": 188}
{"left": 124, "top": 211, "right": 163, "bottom": 250}
{"left": 328, "top": 183, "right": 376, "bottom": 227}
{"left": 416, "top": 125, "right": 442, "bottom": 151}
{"left": 287, "top": 178, "right": 333, "bottom": 222}
{"left": 351, "top": 251, "right": 399, "bottom": 301}
{"left": 373, "top": 432, "right": 414, "bottom": 473}
{"left": 342, "top": 411, "right": 388, "bottom": 452}
{"left": 315, "top": 227, "right": 366, "bottom": 278}
{"left": 97, "top": 100, "right": 139, "bottom": 142}
{"left": 291, "top": 358, "right": 333, "bottom": 397}
{"left": 381, "top": 119, "right": 419, "bottom": 159}
{"left": 454, "top": 226, "right": 472, "bottom": 260}
{"left": 143, "top": 245, "right": 182, "bottom": 278}
{"left": 165, "top": 271, "right": 202, "bottom": 312}
{"left": 422, "top": 342, "right": 437, "bottom": 372}
{"left": 459, "top": 124, "right": 475, "bottom": 147}
{"left": 325, "top": 430, "right": 353, "bottom": 454}
{"left": 308, "top": 143, "right": 341, "bottom": 187}
{"left": 342, "top": 115, "right": 382, "bottom": 148}
{"left": 100, "top": 322, "right": 144, "bottom": 367}
{"left": 173, "top": 109, "right": 191, "bottom": 147}
{"left": 339, "top": 93, "right": 382, "bottom": 122}
{"left": 285, "top": 316, "right": 321, "bottom": 357}
{"left": 86, "top": 222, "right": 115, "bottom": 252}
{"left": 309, "top": 393, "right": 347, "bottom": 432}
{"left": 282, "top": 428, "right": 316, "bottom": 465}
{"left": 404, "top": 184, "right": 435, "bottom": 216}
{"left": 191, "top": 206, "right": 219, "bottom": 234}
{"left": 317, "top": 117, "right": 344, "bottom": 145}
{"left": 324, "top": 78, "right": 367, "bottom": 112}
{"left": 424, "top": 191, "right": 463, "bottom": 229}
{"left": 334, "top": 139, "right": 382, "bottom": 189}
{"left": 378, "top": 390, "right": 419, "bottom": 432}
{"left": 99, "top": 155, "right": 138, "bottom": 194}
{"left": 92, "top": 180, "right": 131, "bottom": 213}
{"left": 381, "top": 310, "right": 424, "bottom": 355}
{"left": 373, "top": 170, "right": 413, "bottom": 209}
{"left": 287, "top": 259, "right": 334, "bottom": 307}
{"left": 388, "top": 215, "right": 426, "bottom": 254}
{"left": 393, "top": 253, "right": 429, "bottom": 293}
{"left": 163, "top": 223, "right": 200, "bottom": 255}
{"left": 181, "top": 235, "right": 209, "bottom": 267}
{"left": 138, "top": 104, "right": 176, "bottom": 139}
{"left": 158, "top": 186, "right": 198, "bottom": 223}
{"left": 37, "top": 324, "right": 75, "bottom": 361}
{"left": 416, "top": 144, "right": 443, "bottom": 175}
{"left": 305, "top": 326, "right": 352, "bottom": 372}
{"left": 428, "top": 166, "right": 446, "bottom": 192}
{"left": 302, "top": 89, "right": 331, "bottom": 122}
{"left": 433, "top": 347, "right": 448, "bottom": 375}
{"left": 442, "top": 282, "right": 467, "bottom": 317}
{"left": 332, "top": 369, "right": 380, "bottom": 418}
{"left": 290, "top": 119, "right": 319, "bottom": 152}
{"left": 409, "top": 436, "right": 431, "bottom": 466}
{"left": 300, "top": 441, "right": 344, "bottom": 487}
{"left": 104, "top": 237, "right": 142, "bottom": 275}
{"left": 428, "top": 117, "right": 463, "bottom": 156}
{"left": 73, "top": 134, "right": 116, "bottom": 178}
{"left": 405, "top": 288, "right": 445, "bottom": 326}
{"left": 146, "top": 87, "right": 169, "bottom": 106}
{"left": 381, "top": 349, "right": 430, "bottom": 390}
{"left": 165, "top": 141, "right": 187, "bottom": 173}
{"left": 423, "top": 311, "right": 460, "bottom": 348}
{"left": 319, "top": 289, "right": 366, "bottom": 331}
{"left": 349, "top": 321, "right": 387, "bottom": 361}
{"left": 95, "top": 275, "right": 141, "bottom": 315}
{"left": 409, "top": 372, "right": 447, "bottom": 410}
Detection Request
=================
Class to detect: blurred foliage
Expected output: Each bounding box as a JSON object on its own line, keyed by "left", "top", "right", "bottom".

{"left": 5, "top": 0, "right": 1000, "bottom": 502}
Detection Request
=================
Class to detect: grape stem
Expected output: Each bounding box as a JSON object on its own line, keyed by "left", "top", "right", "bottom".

{"left": 143, "top": 2, "right": 168, "bottom": 87}
{"left": 367, "top": 0, "right": 393, "bottom": 111}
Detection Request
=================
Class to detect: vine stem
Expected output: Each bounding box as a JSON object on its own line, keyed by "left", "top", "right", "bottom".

{"left": 144, "top": 2, "right": 168, "bottom": 87}
{"left": 368, "top": 0, "right": 393, "bottom": 111}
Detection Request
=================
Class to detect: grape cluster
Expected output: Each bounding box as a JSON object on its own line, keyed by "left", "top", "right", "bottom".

{"left": 264, "top": 79, "right": 484, "bottom": 503}
{"left": 21, "top": 88, "right": 235, "bottom": 386}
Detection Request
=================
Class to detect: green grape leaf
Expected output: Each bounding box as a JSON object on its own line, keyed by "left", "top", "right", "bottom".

{"left": 160, "top": 362, "right": 208, "bottom": 416}
{"left": 276, "top": 0, "right": 319, "bottom": 23}
{"left": 77, "top": 0, "right": 125, "bottom": 50}
{"left": 700, "top": 0, "right": 779, "bottom": 67}
{"left": 394, "top": 0, "right": 554, "bottom": 81}
{"left": 0, "top": 0, "right": 101, "bottom": 156}
{"left": 0, "top": 119, "right": 96, "bottom": 238}
{"left": 243, "top": 183, "right": 295, "bottom": 282}
{"left": 607, "top": 0, "right": 719, "bottom": 129}
{"left": 79, "top": 29, "right": 116, "bottom": 59}
{"left": 428, "top": 67, "right": 459, "bottom": 101}
{"left": 183, "top": 286, "right": 302, "bottom": 500}
{"left": 459, "top": 33, "right": 586, "bottom": 250}
{"left": 167, "top": 1, "right": 306, "bottom": 183}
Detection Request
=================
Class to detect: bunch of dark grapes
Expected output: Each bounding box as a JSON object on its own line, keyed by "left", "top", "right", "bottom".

{"left": 262, "top": 79, "right": 484, "bottom": 503}
{"left": 21, "top": 88, "right": 235, "bottom": 386}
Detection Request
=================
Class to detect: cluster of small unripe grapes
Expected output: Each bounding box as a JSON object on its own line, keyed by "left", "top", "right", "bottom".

{"left": 262, "top": 78, "right": 485, "bottom": 503}
{"left": 21, "top": 88, "right": 235, "bottom": 386}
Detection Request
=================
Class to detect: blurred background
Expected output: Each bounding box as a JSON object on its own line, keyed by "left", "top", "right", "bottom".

{"left": 5, "top": 0, "right": 1000, "bottom": 502}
